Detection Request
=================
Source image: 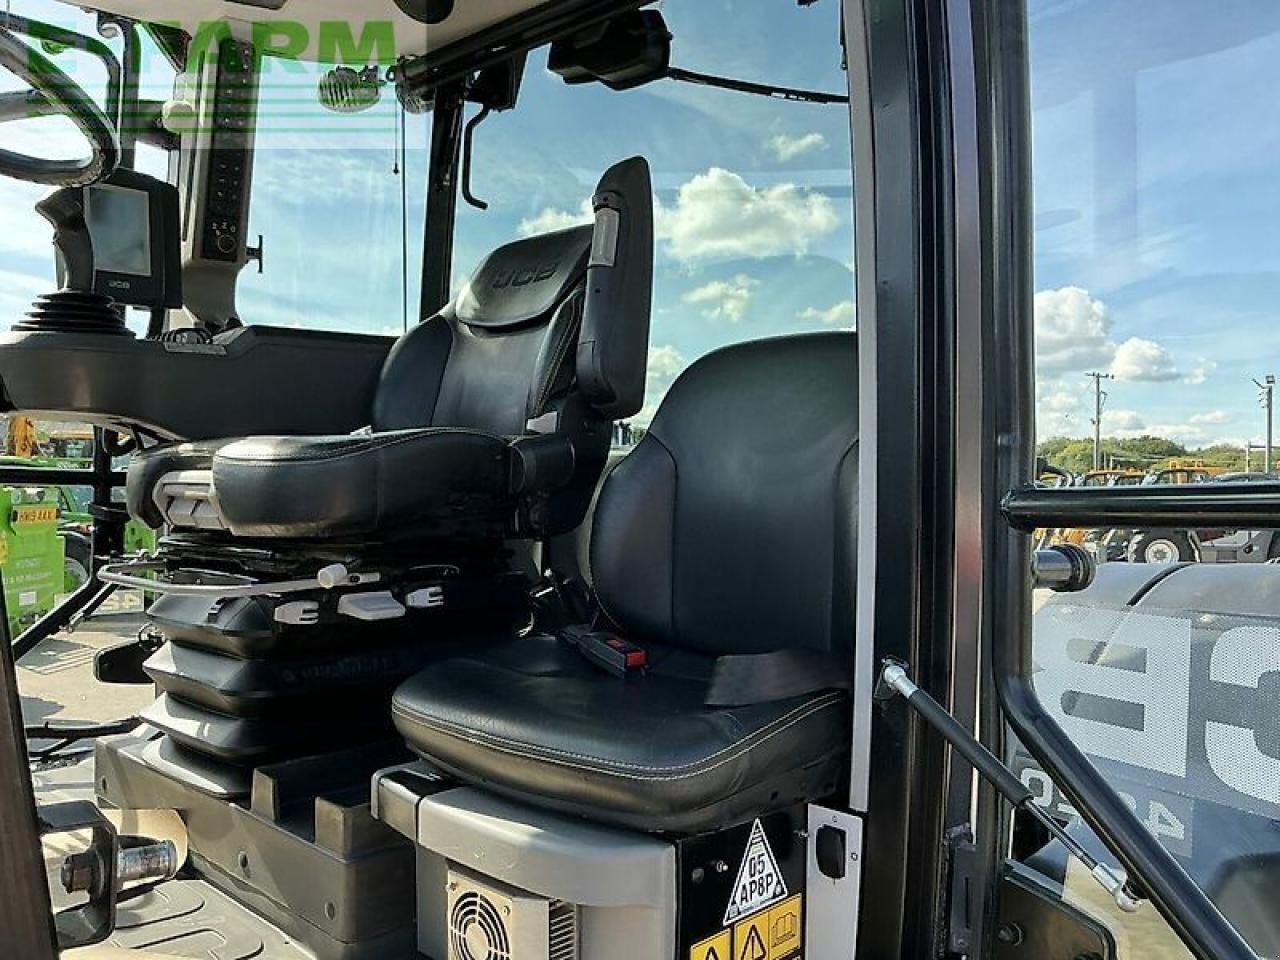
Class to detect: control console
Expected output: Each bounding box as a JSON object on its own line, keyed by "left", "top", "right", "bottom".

{"left": 201, "top": 39, "right": 258, "bottom": 262}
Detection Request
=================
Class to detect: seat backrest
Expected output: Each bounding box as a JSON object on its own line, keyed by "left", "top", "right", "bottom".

{"left": 589, "top": 332, "right": 858, "bottom": 659}
{"left": 372, "top": 225, "right": 592, "bottom": 434}
{"left": 372, "top": 156, "right": 653, "bottom": 438}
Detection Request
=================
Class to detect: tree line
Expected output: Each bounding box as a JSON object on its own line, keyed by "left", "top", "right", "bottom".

{"left": 1037, "top": 435, "right": 1259, "bottom": 476}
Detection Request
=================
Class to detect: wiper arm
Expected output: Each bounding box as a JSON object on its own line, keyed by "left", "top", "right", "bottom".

{"left": 666, "top": 67, "right": 848, "bottom": 105}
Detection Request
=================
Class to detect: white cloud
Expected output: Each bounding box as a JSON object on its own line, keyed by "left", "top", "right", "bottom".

{"left": 1034, "top": 286, "right": 1115, "bottom": 374}
{"left": 1141, "top": 421, "right": 1220, "bottom": 446}
{"left": 647, "top": 344, "right": 685, "bottom": 384}
{"left": 1103, "top": 409, "right": 1147, "bottom": 433}
{"left": 767, "top": 132, "right": 827, "bottom": 163}
{"left": 1110, "top": 337, "right": 1179, "bottom": 382}
{"left": 1184, "top": 359, "right": 1217, "bottom": 385}
{"left": 634, "top": 344, "right": 686, "bottom": 425}
{"left": 1035, "top": 379, "right": 1088, "bottom": 432}
{"left": 656, "top": 167, "right": 838, "bottom": 262}
{"left": 518, "top": 200, "right": 592, "bottom": 237}
{"left": 683, "top": 274, "right": 759, "bottom": 323}
{"left": 516, "top": 168, "right": 840, "bottom": 264}
{"left": 797, "top": 299, "right": 856, "bottom": 328}
{"left": 1034, "top": 285, "right": 1205, "bottom": 387}
{"left": 1039, "top": 389, "right": 1081, "bottom": 415}
{"left": 1189, "top": 410, "right": 1229, "bottom": 426}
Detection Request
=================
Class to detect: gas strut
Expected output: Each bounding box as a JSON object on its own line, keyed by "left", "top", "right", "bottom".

{"left": 875, "top": 660, "right": 1143, "bottom": 913}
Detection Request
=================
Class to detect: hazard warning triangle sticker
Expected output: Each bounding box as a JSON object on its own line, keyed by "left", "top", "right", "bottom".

{"left": 722, "top": 819, "right": 788, "bottom": 924}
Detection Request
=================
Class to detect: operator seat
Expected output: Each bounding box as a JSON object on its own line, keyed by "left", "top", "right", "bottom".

{"left": 391, "top": 332, "right": 857, "bottom": 832}
{"left": 125, "top": 157, "right": 653, "bottom": 543}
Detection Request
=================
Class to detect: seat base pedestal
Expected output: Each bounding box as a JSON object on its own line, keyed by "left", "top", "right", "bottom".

{"left": 96, "top": 733, "right": 418, "bottom": 960}
{"left": 372, "top": 764, "right": 815, "bottom": 960}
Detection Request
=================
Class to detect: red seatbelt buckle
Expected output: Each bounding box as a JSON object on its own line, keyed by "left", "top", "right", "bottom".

{"left": 603, "top": 634, "right": 648, "bottom": 670}
{"left": 562, "top": 626, "right": 647, "bottom": 678}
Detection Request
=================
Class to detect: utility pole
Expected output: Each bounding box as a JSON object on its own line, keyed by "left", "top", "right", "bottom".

{"left": 1086, "top": 372, "right": 1114, "bottom": 470}
{"left": 1254, "top": 375, "right": 1275, "bottom": 474}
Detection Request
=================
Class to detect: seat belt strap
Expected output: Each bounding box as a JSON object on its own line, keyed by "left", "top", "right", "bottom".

{"left": 703, "top": 649, "right": 851, "bottom": 707}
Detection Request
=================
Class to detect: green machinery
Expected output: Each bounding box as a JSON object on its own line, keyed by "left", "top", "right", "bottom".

{"left": 0, "top": 473, "right": 157, "bottom": 638}
{"left": 0, "top": 486, "right": 65, "bottom": 637}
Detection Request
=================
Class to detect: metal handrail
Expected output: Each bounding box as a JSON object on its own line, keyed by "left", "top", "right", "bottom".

{"left": 1003, "top": 481, "right": 1280, "bottom": 532}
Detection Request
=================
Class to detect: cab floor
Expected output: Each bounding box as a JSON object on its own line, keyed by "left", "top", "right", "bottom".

{"left": 35, "top": 755, "right": 317, "bottom": 959}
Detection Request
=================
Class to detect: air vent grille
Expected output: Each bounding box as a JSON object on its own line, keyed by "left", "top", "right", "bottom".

{"left": 449, "top": 889, "right": 512, "bottom": 960}
{"left": 547, "top": 900, "right": 578, "bottom": 960}
{"left": 446, "top": 868, "right": 580, "bottom": 960}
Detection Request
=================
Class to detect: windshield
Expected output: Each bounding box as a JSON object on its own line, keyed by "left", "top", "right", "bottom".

{"left": 242, "top": 57, "right": 428, "bottom": 335}
{"left": 0, "top": 0, "right": 173, "bottom": 336}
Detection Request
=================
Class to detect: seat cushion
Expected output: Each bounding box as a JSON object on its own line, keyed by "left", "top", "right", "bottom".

{"left": 391, "top": 634, "right": 849, "bottom": 833}
{"left": 208, "top": 429, "right": 511, "bottom": 538}
{"left": 126, "top": 438, "right": 236, "bottom": 529}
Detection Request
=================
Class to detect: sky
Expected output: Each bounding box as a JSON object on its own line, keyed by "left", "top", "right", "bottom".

{"left": 1026, "top": 0, "right": 1280, "bottom": 452}
{"left": 0, "top": 0, "right": 1276, "bottom": 444}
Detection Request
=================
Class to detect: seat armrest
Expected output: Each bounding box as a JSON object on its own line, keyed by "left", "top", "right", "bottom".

{"left": 509, "top": 434, "right": 576, "bottom": 494}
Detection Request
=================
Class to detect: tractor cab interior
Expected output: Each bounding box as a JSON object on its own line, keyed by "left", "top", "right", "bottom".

{"left": 1, "top": 3, "right": 1274, "bottom": 960}
{"left": 0, "top": 3, "right": 867, "bottom": 958}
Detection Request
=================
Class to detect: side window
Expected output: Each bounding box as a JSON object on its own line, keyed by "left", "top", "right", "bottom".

{"left": 1024, "top": 2, "right": 1280, "bottom": 956}
{"left": 241, "top": 58, "right": 428, "bottom": 335}
{"left": 0, "top": 4, "right": 120, "bottom": 330}
{"left": 452, "top": 0, "right": 854, "bottom": 428}
{"left": 0, "top": 8, "right": 178, "bottom": 336}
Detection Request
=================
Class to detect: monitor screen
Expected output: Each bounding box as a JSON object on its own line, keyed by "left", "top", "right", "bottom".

{"left": 86, "top": 183, "right": 152, "bottom": 277}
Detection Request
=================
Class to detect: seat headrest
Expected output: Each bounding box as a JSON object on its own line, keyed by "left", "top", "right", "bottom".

{"left": 453, "top": 225, "right": 593, "bottom": 330}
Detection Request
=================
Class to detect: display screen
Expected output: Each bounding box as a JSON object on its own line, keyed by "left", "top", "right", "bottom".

{"left": 86, "top": 184, "right": 151, "bottom": 277}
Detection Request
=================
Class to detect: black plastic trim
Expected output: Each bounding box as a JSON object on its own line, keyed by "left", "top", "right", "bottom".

{"left": 402, "top": 0, "right": 645, "bottom": 95}
{"left": 0, "top": 584, "right": 59, "bottom": 957}
{"left": 847, "top": 0, "right": 957, "bottom": 955}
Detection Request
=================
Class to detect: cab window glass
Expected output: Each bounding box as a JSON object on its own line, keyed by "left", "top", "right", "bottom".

{"left": 241, "top": 57, "right": 428, "bottom": 335}
{"left": 1024, "top": 2, "right": 1280, "bottom": 954}
{"left": 0, "top": 0, "right": 177, "bottom": 336}
{"left": 451, "top": 0, "right": 854, "bottom": 428}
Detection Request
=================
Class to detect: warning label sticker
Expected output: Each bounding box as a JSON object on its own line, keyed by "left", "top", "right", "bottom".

{"left": 728, "top": 894, "right": 804, "bottom": 960}
{"left": 764, "top": 895, "right": 802, "bottom": 959}
{"left": 723, "top": 819, "right": 788, "bottom": 924}
{"left": 734, "top": 915, "right": 768, "bottom": 960}
{"left": 690, "top": 929, "right": 732, "bottom": 960}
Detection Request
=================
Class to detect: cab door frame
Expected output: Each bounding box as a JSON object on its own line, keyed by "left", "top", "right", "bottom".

{"left": 842, "top": 0, "right": 968, "bottom": 955}
{"left": 975, "top": 3, "right": 1257, "bottom": 959}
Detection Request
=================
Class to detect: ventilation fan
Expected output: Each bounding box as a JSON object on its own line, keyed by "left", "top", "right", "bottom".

{"left": 446, "top": 868, "right": 579, "bottom": 960}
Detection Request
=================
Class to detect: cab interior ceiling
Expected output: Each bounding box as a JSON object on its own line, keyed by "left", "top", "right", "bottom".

{"left": 53, "top": 0, "right": 641, "bottom": 63}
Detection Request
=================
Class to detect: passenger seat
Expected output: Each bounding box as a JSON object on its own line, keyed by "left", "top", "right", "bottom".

{"left": 392, "top": 332, "right": 858, "bottom": 832}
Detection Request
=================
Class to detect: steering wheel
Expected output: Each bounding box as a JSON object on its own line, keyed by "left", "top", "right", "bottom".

{"left": 0, "top": 25, "right": 119, "bottom": 186}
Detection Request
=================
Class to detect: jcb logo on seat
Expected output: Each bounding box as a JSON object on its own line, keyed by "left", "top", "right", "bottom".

{"left": 491, "top": 262, "right": 558, "bottom": 289}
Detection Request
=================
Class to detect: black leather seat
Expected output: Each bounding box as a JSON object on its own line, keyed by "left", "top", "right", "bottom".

{"left": 126, "top": 157, "right": 653, "bottom": 541}
{"left": 392, "top": 332, "right": 858, "bottom": 832}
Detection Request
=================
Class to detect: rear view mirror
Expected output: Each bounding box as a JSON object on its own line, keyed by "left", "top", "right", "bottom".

{"left": 548, "top": 10, "right": 671, "bottom": 91}
{"left": 469, "top": 54, "right": 526, "bottom": 111}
